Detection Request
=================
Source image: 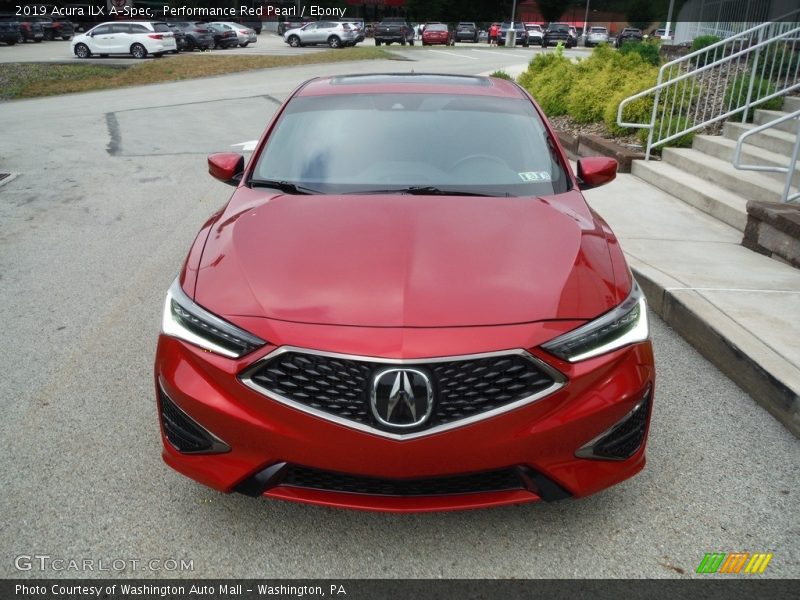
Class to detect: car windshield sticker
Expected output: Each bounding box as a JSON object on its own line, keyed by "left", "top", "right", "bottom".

{"left": 519, "top": 171, "right": 551, "bottom": 182}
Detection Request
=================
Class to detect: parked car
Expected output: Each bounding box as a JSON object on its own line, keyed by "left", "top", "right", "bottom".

{"left": 585, "top": 26, "right": 609, "bottom": 47}
{"left": 542, "top": 23, "right": 575, "bottom": 48}
{"left": 168, "top": 22, "right": 213, "bottom": 51}
{"left": 421, "top": 22, "right": 454, "bottom": 46}
{"left": 478, "top": 29, "right": 488, "bottom": 43}
{"left": 156, "top": 73, "right": 653, "bottom": 512}
{"left": 284, "top": 21, "right": 356, "bottom": 48}
{"left": 32, "top": 16, "right": 74, "bottom": 41}
{"left": 616, "top": 27, "right": 643, "bottom": 47}
{"left": 278, "top": 17, "right": 313, "bottom": 36}
{"left": 71, "top": 21, "right": 176, "bottom": 59}
{"left": 525, "top": 23, "right": 544, "bottom": 45}
{"left": 210, "top": 22, "right": 257, "bottom": 47}
{"left": 0, "top": 16, "right": 20, "bottom": 45}
{"left": 374, "top": 17, "right": 414, "bottom": 46}
{"left": 653, "top": 28, "right": 672, "bottom": 40}
{"left": 455, "top": 22, "right": 479, "bottom": 43}
{"left": 344, "top": 20, "right": 365, "bottom": 43}
{"left": 240, "top": 18, "right": 262, "bottom": 34}
{"left": 15, "top": 17, "right": 44, "bottom": 42}
{"left": 63, "top": 4, "right": 104, "bottom": 32}
{"left": 497, "top": 22, "right": 530, "bottom": 46}
{"left": 207, "top": 22, "right": 239, "bottom": 49}
{"left": 167, "top": 24, "right": 185, "bottom": 52}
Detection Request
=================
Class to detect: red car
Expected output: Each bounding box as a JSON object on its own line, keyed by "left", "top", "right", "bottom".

{"left": 421, "top": 22, "right": 454, "bottom": 46}
{"left": 155, "top": 73, "right": 655, "bottom": 512}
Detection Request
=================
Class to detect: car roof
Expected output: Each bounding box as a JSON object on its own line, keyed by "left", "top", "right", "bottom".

{"left": 297, "top": 74, "right": 527, "bottom": 99}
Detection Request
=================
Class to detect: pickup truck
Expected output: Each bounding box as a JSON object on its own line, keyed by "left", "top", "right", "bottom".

{"left": 374, "top": 17, "right": 414, "bottom": 46}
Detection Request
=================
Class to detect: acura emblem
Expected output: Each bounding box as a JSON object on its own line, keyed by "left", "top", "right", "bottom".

{"left": 370, "top": 368, "right": 433, "bottom": 429}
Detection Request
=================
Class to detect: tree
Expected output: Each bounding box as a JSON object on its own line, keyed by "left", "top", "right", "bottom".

{"left": 537, "top": 0, "right": 567, "bottom": 24}
{"left": 626, "top": 0, "right": 656, "bottom": 30}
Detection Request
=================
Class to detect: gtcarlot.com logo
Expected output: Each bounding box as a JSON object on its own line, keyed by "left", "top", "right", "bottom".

{"left": 14, "top": 554, "right": 194, "bottom": 572}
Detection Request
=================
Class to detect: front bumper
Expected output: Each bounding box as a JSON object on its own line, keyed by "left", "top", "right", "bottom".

{"left": 155, "top": 319, "right": 655, "bottom": 512}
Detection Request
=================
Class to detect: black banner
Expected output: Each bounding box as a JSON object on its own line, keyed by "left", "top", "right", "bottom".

{"left": 2, "top": 580, "right": 798, "bottom": 600}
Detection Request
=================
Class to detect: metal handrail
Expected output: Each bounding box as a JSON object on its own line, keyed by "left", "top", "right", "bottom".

{"left": 733, "top": 108, "right": 800, "bottom": 203}
{"left": 616, "top": 7, "right": 800, "bottom": 160}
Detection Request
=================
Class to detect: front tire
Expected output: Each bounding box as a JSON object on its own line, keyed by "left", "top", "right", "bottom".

{"left": 62, "top": 35, "right": 71, "bottom": 41}
{"left": 131, "top": 43, "right": 147, "bottom": 59}
{"left": 185, "top": 37, "right": 195, "bottom": 51}
{"left": 375, "top": 39, "right": 381, "bottom": 46}
{"left": 288, "top": 35, "right": 300, "bottom": 48}
{"left": 74, "top": 43, "right": 90, "bottom": 58}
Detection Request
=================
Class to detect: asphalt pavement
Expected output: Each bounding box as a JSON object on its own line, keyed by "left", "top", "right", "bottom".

{"left": 0, "top": 46, "right": 798, "bottom": 579}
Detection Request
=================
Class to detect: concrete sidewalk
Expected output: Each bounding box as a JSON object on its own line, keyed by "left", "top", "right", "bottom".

{"left": 583, "top": 172, "right": 800, "bottom": 437}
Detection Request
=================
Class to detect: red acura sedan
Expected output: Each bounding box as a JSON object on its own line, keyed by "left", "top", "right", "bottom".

{"left": 422, "top": 23, "right": 455, "bottom": 46}
{"left": 155, "top": 74, "right": 654, "bottom": 512}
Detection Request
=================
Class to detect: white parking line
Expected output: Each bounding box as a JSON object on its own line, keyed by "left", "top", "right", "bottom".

{"left": 471, "top": 48, "right": 536, "bottom": 57}
{"left": 425, "top": 49, "right": 479, "bottom": 60}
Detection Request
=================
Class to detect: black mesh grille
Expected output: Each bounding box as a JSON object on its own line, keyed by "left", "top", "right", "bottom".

{"left": 246, "top": 351, "right": 557, "bottom": 431}
{"left": 590, "top": 394, "right": 651, "bottom": 459}
{"left": 159, "top": 389, "right": 215, "bottom": 453}
{"left": 282, "top": 465, "right": 525, "bottom": 496}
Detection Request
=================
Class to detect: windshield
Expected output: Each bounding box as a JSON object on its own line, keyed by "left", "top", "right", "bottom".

{"left": 251, "top": 93, "right": 569, "bottom": 197}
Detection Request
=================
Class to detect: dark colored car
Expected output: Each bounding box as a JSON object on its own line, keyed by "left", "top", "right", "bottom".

{"left": 207, "top": 23, "right": 238, "bottom": 49}
{"left": 169, "top": 22, "right": 214, "bottom": 51}
{"left": 278, "top": 17, "right": 313, "bottom": 36}
{"left": 421, "top": 23, "right": 454, "bottom": 46}
{"left": 0, "top": 16, "right": 20, "bottom": 45}
{"left": 374, "top": 17, "right": 414, "bottom": 46}
{"left": 63, "top": 4, "right": 104, "bottom": 33}
{"left": 616, "top": 27, "right": 643, "bottom": 47}
{"left": 542, "top": 23, "right": 575, "bottom": 48}
{"left": 455, "top": 22, "right": 479, "bottom": 43}
{"left": 167, "top": 24, "right": 185, "bottom": 52}
{"left": 155, "top": 73, "right": 654, "bottom": 512}
{"left": 498, "top": 22, "right": 530, "bottom": 47}
{"left": 240, "top": 18, "right": 262, "bottom": 34}
{"left": 16, "top": 17, "right": 44, "bottom": 42}
{"left": 33, "top": 16, "right": 75, "bottom": 40}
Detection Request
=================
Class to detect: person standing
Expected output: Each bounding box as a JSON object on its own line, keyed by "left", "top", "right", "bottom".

{"left": 489, "top": 22, "right": 498, "bottom": 46}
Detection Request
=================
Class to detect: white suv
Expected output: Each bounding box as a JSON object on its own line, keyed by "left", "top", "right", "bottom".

{"left": 71, "top": 21, "right": 176, "bottom": 59}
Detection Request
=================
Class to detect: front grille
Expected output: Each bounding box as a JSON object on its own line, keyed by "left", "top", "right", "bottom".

{"left": 282, "top": 465, "right": 525, "bottom": 496}
{"left": 159, "top": 388, "right": 227, "bottom": 454}
{"left": 244, "top": 350, "right": 559, "bottom": 433}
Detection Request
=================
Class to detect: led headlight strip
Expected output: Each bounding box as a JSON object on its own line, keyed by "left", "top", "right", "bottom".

{"left": 542, "top": 280, "right": 649, "bottom": 362}
{"left": 162, "top": 278, "right": 266, "bottom": 358}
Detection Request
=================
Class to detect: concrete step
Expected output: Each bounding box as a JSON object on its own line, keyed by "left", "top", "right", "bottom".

{"left": 754, "top": 109, "right": 800, "bottom": 134}
{"left": 692, "top": 134, "right": 800, "bottom": 187}
{"left": 662, "top": 147, "right": 786, "bottom": 204}
{"left": 724, "top": 121, "right": 798, "bottom": 156}
{"left": 783, "top": 96, "right": 800, "bottom": 112}
{"left": 631, "top": 159, "right": 748, "bottom": 231}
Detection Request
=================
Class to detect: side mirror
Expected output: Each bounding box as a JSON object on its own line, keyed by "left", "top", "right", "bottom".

{"left": 577, "top": 156, "right": 617, "bottom": 190}
{"left": 208, "top": 153, "right": 244, "bottom": 186}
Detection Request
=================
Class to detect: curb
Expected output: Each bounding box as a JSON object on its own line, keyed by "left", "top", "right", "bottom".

{"left": 630, "top": 260, "right": 800, "bottom": 438}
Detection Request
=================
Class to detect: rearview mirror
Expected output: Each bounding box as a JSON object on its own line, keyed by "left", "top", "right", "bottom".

{"left": 577, "top": 157, "right": 617, "bottom": 190}
{"left": 208, "top": 153, "right": 245, "bottom": 186}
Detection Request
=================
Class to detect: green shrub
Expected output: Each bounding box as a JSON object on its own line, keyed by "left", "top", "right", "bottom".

{"left": 639, "top": 116, "right": 695, "bottom": 148}
{"left": 690, "top": 35, "right": 722, "bottom": 66}
{"left": 724, "top": 75, "right": 784, "bottom": 121}
{"left": 756, "top": 45, "right": 800, "bottom": 80}
{"left": 566, "top": 47, "right": 657, "bottom": 124}
{"left": 517, "top": 52, "right": 575, "bottom": 116}
{"left": 490, "top": 70, "right": 513, "bottom": 80}
{"left": 620, "top": 40, "right": 661, "bottom": 66}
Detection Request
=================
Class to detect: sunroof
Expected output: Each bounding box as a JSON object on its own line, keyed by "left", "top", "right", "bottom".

{"left": 330, "top": 74, "right": 491, "bottom": 87}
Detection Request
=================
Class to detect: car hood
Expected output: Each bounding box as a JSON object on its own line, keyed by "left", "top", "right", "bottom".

{"left": 194, "top": 192, "right": 621, "bottom": 327}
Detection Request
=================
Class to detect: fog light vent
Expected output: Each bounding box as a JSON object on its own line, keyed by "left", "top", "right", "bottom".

{"left": 158, "top": 386, "right": 229, "bottom": 454}
{"left": 576, "top": 388, "right": 651, "bottom": 460}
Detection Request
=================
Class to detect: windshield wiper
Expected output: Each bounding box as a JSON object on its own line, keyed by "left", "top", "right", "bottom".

{"left": 248, "top": 179, "right": 320, "bottom": 194}
{"left": 349, "top": 186, "right": 501, "bottom": 197}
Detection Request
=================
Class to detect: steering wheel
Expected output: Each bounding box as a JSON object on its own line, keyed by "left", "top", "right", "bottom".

{"left": 450, "top": 154, "right": 510, "bottom": 172}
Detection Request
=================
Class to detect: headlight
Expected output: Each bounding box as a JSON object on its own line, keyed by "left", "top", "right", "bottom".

{"left": 162, "top": 278, "right": 266, "bottom": 358}
{"left": 542, "top": 281, "right": 649, "bottom": 362}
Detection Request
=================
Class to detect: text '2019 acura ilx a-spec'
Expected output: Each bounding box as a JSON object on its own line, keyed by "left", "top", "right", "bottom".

{"left": 155, "top": 73, "right": 655, "bottom": 512}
